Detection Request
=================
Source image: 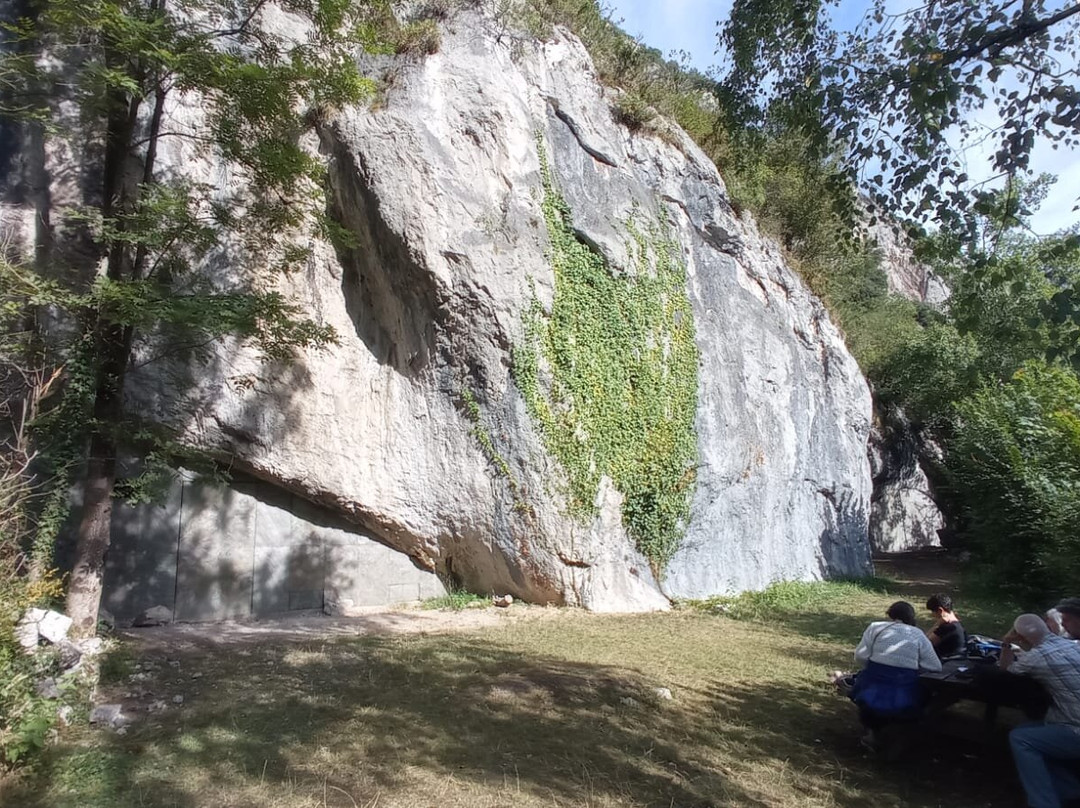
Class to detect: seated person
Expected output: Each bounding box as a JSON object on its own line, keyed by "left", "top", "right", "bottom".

{"left": 1053, "top": 598, "right": 1080, "bottom": 639}
{"left": 1001, "top": 614, "right": 1080, "bottom": 808}
{"left": 925, "top": 592, "right": 966, "bottom": 658}
{"left": 1044, "top": 608, "right": 1066, "bottom": 637}
{"left": 847, "top": 601, "right": 942, "bottom": 745}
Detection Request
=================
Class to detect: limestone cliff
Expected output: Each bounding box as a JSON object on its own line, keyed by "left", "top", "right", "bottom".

{"left": 7, "top": 7, "right": 875, "bottom": 614}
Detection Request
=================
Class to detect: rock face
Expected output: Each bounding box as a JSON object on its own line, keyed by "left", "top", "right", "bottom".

{"left": 10, "top": 8, "right": 874, "bottom": 613}
{"left": 864, "top": 211, "right": 948, "bottom": 554}
{"left": 867, "top": 215, "right": 949, "bottom": 306}
{"left": 868, "top": 410, "right": 945, "bottom": 554}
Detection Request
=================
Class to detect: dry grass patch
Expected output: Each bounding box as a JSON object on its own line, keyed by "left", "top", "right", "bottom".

{"left": 1, "top": 577, "right": 1027, "bottom": 807}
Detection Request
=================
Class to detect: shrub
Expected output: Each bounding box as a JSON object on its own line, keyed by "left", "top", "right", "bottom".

{"left": 611, "top": 93, "right": 655, "bottom": 131}
{"left": 949, "top": 361, "right": 1080, "bottom": 603}
{"left": 684, "top": 578, "right": 895, "bottom": 620}
{"left": 394, "top": 19, "right": 441, "bottom": 55}
{"left": 422, "top": 588, "right": 488, "bottom": 611}
{"left": 513, "top": 142, "right": 699, "bottom": 570}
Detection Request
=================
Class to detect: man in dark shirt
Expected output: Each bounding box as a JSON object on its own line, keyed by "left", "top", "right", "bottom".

{"left": 926, "top": 593, "right": 966, "bottom": 658}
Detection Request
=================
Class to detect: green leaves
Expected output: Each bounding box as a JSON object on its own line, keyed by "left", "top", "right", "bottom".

{"left": 514, "top": 142, "right": 699, "bottom": 570}
{"left": 718, "top": 0, "right": 1080, "bottom": 233}
{"left": 951, "top": 361, "right": 1080, "bottom": 601}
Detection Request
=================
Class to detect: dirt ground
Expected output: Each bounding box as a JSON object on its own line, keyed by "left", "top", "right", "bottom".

{"left": 122, "top": 549, "right": 962, "bottom": 653}
{"left": 118, "top": 601, "right": 559, "bottom": 651}
{"left": 873, "top": 548, "right": 962, "bottom": 599}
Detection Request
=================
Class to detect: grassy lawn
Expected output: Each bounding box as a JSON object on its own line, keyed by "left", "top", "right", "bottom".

{"left": 1, "top": 560, "right": 1025, "bottom": 807}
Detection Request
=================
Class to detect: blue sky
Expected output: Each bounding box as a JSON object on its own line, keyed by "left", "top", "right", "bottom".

{"left": 605, "top": 0, "right": 1079, "bottom": 234}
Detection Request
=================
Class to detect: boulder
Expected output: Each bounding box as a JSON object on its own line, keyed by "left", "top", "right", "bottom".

{"left": 36, "top": 677, "right": 61, "bottom": 700}
{"left": 89, "top": 704, "right": 130, "bottom": 729}
{"left": 37, "top": 610, "right": 73, "bottom": 644}
{"left": 15, "top": 608, "right": 45, "bottom": 650}
{"left": 132, "top": 605, "right": 173, "bottom": 627}
{"left": 16, "top": 608, "right": 73, "bottom": 649}
{"left": 56, "top": 640, "right": 83, "bottom": 670}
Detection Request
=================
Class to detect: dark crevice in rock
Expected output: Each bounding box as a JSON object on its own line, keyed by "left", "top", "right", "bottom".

{"left": 547, "top": 100, "right": 618, "bottom": 167}
{"left": 321, "top": 123, "right": 446, "bottom": 379}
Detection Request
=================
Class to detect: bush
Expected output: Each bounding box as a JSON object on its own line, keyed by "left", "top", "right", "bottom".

{"left": 684, "top": 578, "right": 895, "bottom": 620}
{"left": 394, "top": 19, "right": 441, "bottom": 55}
{"left": 0, "top": 293, "right": 70, "bottom": 768}
{"left": 611, "top": 93, "right": 655, "bottom": 131}
{"left": 422, "top": 588, "right": 488, "bottom": 611}
{"left": 949, "top": 361, "right": 1080, "bottom": 602}
{"left": 0, "top": 638, "right": 63, "bottom": 767}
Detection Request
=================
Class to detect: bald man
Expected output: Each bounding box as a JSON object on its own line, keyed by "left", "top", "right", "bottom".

{"left": 1001, "top": 614, "right": 1080, "bottom": 808}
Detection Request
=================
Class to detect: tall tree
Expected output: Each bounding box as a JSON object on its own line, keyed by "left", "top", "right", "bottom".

{"left": 1, "top": 0, "right": 379, "bottom": 633}
{"left": 719, "top": 0, "right": 1080, "bottom": 234}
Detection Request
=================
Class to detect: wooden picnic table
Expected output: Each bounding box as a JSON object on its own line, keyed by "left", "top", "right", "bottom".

{"left": 920, "top": 657, "right": 1049, "bottom": 723}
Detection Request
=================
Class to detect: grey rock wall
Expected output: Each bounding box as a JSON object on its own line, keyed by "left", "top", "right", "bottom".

{"left": 868, "top": 410, "right": 944, "bottom": 554}
{"left": 14, "top": 6, "right": 876, "bottom": 613}
{"left": 863, "top": 210, "right": 949, "bottom": 553}
{"left": 866, "top": 211, "right": 949, "bottom": 307}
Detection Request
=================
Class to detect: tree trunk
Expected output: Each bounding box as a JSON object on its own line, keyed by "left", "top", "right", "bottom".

{"left": 65, "top": 431, "right": 117, "bottom": 636}
{"left": 64, "top": 313, "right": 133, "bottom": 635}
{"left": 64, "top": 67, "right": 143, "bottom": 633}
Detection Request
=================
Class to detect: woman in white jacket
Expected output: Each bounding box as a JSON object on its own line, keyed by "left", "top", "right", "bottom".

{"left": 849, "top": 601, "right": 941, "bottom": 742}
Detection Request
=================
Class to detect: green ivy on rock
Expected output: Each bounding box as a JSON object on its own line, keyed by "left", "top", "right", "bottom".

{"left": 513, "top": 139, "right": 699, "bottom": 570}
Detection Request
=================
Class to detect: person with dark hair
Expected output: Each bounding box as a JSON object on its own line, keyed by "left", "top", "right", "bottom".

{"left": 845, "top": 600, "right": 942, "bottom": 749}
{"left": 1054, "top": 598, "right": 1080, "bottom": 639}
{"left": 925, "top": 593, "right": 966, "bottom": 658}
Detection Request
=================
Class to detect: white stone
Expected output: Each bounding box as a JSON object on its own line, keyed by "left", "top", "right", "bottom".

{"left": 36, "top": 610, "right": 73, "bottom": 644}
{"left": 15, "top": 611, "right": 41, "bottom": 651}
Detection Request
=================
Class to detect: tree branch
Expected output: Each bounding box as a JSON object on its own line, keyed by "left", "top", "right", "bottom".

{"left": 941, "top": 3, "right": 1080, "bottom": 68}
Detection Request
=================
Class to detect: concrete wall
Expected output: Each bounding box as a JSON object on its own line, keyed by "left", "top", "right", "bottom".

{"left": 102, "top": 471, "right": 446, "bottom": 624}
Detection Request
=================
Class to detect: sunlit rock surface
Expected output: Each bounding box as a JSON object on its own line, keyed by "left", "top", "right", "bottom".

{"left": 8, "top": 7, "right": 875, "bottom": 614}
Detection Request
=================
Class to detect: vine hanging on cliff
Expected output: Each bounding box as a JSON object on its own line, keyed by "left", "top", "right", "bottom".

{"left": 513, "top": 138, "right": 700, "bottom": 570}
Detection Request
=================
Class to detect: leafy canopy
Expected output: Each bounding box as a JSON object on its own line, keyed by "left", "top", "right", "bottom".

{"left": 719, "top": 0, "right": 1080, "bottom": 233}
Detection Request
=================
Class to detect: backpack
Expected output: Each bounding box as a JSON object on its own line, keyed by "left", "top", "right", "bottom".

{"left": 965, "top": 634, "right": 1002, "bottom": 662}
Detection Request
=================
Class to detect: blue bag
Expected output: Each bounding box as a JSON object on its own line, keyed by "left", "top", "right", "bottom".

{"left": 850, "top": 660, "right": 923, "bottom": 716}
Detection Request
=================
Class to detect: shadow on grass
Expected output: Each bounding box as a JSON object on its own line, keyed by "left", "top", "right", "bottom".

{"left": 15, "top": 637, "right": 772, "bottom": 808}
{"left": 9, "top": 628, "right": 1033, "bottom": 808}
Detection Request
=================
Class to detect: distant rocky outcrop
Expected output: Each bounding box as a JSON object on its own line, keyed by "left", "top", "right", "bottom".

{"left": 4, "top": 6, "right": 874, "bottom": 614}
{"left": 864, "top": 213, "right": 949, "bottom": 554}
{"left": 866, "top": 214, "right": 949, "bottom": 307}
{"left": 868, "top": 409, "right": 945, "bottom": 553}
